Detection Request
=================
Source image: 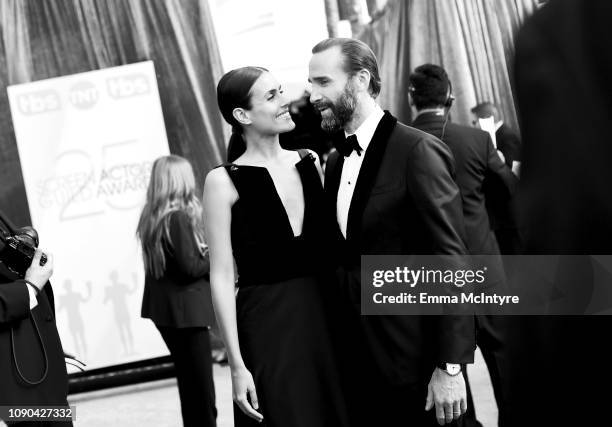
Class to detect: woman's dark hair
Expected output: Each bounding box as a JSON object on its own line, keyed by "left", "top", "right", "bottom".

{"left": 216, "top": 66, "right": 268, "bottom": 162}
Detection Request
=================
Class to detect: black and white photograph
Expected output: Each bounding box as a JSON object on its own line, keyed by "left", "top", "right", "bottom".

{"left": 1, "top": 0, "right": 611, "bottom": 426}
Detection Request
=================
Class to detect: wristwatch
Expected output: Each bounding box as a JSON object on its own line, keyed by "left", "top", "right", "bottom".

{"left": 437, "top": 362, "right": 461, "bottom": 376}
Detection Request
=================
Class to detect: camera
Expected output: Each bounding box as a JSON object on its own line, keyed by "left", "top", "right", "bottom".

{"left": 0, "top": 211, "right": 47, "bottom": 278}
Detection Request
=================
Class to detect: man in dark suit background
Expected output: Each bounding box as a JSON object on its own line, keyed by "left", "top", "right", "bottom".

{"left": 471, "top": 102, "right": 523, "bottom": 255}
{"left": 410, "top": 65, "right": 517, "bottom": 256}
{"left": 409, "top": 64, "right": 517, "bottom": 427}
{"left": 309, "top": 38, "right": 475, "bottom": 427}
{"left": 507, "top": 0, "right": 612, "bottom": 425}
{"left": 1, "top": 246, "right": 72, "bottom": 426}
{"left": 470, "top": 102, "right": 521, "bottom": 172}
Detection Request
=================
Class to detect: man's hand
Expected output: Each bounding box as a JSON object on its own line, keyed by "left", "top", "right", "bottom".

{"left": 24, "top": 249, "right": 53, "bottom": 292}
{"left": 425, "top": 367, "right": 467, "bottom": 425}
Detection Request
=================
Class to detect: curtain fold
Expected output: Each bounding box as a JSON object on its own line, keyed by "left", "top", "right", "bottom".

{"left": 0, "top": 0, "right": 225, "bottom": 223}
{"left": 358, "top": 0, "right": 412, "bottom": 123}
{"left": 359, "top": 0, "right": 537, "bottom": 130}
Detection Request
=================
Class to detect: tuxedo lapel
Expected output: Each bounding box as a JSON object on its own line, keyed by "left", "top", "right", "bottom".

{"left": 325, "top": 132, "right": 345, "bottom": 238}
{"left": 346, "top": 111, "right": 398, "bottom": 242}
{"left": 326, "top": 132, "right": 345, "bottom": 202}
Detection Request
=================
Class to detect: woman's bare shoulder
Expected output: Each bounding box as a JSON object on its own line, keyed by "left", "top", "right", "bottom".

{"left": 204, "top": 167, "right": 237, "bottom": 202}
{"left": 205, "top": 166, "right": 230, "bottom": 185}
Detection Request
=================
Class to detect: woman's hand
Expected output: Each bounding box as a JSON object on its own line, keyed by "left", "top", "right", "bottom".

{"left": 231, "top": 366, "right": 263, "bottom": 422}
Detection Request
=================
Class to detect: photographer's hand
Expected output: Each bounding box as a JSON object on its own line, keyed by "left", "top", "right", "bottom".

{"left": 24, "top": 249, "right": 53, "bottom": 292}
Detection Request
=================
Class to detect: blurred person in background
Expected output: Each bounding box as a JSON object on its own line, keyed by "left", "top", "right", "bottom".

{"left": 508, "top": 0, "right": 612, "bottom": 425}
{"left": 203, "top": 66, "right": 349, "bottom": 427}
{"left": 471, "top": 102, "right": 523, "bottom": 255}
{"left": 410, "top": 65, "right": 516, "bottom": 257}
{"left": 279, "top": 89, "right": 333, "bottom": 162}
{"left": 470, "top": 102, "right": 521, "bottom": 173}
{"left": 137, "top": 155, "right": 216, "bottom": 427}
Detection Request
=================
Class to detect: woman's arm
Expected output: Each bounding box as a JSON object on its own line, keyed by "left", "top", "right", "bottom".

{"left": 203, "top": 168, "right": 263, "bottom": 422}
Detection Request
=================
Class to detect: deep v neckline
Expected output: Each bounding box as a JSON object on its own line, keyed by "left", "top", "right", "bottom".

{"left": 230, "top": 155, "right": 307, "bottom": 239}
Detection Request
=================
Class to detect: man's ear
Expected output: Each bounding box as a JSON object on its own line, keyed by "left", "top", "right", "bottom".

{"left": 233, "top": 108, "right": 251, "bottom": 126}
{"left": 354, "top": 69, "right": 372, "bottom": 93}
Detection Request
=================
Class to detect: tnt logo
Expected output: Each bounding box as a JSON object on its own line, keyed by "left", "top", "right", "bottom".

{"left": 107, "top": 74, "right": 150, "bottom": 99}
{"left": 17, "top": 90, "right": 61, "bottom": 115}
{"left": 69, "top": 81, "right": 99, "bottom": 109}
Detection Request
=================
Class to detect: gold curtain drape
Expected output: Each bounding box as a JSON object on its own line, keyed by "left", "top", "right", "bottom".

{"left": 0, "top": 0, "right": 225, "bottom": 223}
{"left": 359, "top": 0, "right": 538, "bottom": 129}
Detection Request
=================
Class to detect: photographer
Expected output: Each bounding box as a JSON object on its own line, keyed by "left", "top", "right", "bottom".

{"left": 1, "top": 248, "right": 72, "bottom": 426}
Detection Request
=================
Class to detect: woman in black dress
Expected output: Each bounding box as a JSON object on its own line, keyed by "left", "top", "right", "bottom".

{"left": 137, "top": 155, "right": 216, "bottom": 426}
{"left": 203, "top": 67, "right": 348, "bottom": 427}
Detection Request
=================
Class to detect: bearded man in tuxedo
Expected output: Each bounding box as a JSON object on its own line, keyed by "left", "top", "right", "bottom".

{"left": 308, "top": 38, "right": 475, "bottom": 426}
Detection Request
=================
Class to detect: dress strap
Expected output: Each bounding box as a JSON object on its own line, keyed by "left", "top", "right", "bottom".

{"left": 215, "top": 163, "right": 240, "bottom": 194}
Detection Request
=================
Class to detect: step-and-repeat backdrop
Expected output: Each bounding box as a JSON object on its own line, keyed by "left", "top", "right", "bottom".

{"left": 8, "top": 61, "right": 170, "bottom": 370}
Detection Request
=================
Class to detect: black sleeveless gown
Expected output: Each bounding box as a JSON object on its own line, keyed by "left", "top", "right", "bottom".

{"left": 223, "top": 152, "right": 348, "bottom": 427}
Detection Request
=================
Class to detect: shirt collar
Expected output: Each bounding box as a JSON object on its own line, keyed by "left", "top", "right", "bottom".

{"left": 344, "top": 105, "right": 384, "bottom": 152}
{"left": 495, "top": 120, "right": 504, "bottom": 131}
{"left": 415, "top": 108, "right": 445, "bottom": 118}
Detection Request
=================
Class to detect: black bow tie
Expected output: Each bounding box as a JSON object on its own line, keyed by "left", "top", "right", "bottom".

{"left": 336, "top": 134, "right": 363, "bottom": 157}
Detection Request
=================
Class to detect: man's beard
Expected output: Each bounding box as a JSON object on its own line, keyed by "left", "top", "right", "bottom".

{"left": 318, "top": 82, "right": 357, "bottom": 133}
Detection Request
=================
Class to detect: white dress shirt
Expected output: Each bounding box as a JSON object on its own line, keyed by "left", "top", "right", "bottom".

{"left": 26, "top": 281, "right": 38, "bottom": 309}
{"left": 337, "top": 105, "right": 385, "bottom": 238}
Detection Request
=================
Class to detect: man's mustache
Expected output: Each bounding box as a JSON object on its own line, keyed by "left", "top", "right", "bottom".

{"left": 313, "top": 101, "right": 334, "bottom": 113}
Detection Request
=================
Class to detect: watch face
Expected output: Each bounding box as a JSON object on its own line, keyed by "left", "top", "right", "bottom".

{"left": 447, "top": 364, "right": 461, "bottom": 375}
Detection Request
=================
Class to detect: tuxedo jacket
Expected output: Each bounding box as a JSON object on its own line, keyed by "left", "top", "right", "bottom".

{"left": 496, "top": 123, "right": 521, "bottom": 167}
{"left": 412, "top": 112, "right": 517, "bottom": 254}
{"left": 141, "top": 210, "right": 214, "bottom": 328}
{"left": 0, "top": 263, "right": 69, "bottom": 407}
{"left": 483, "top": 123, "right": 522, "bottom": 237}
{"left": 325, "top": 111, "right": 475, "bottom": 385}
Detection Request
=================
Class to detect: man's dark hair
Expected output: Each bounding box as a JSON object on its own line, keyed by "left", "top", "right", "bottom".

{"left": 312, "top": 38, "right": 381, "bottom": 98}
{"left": 408, "top": 64, "right": 451, "bottom": 109}
{"left": 471, "top": 102, "right": 499, "bottom": 120}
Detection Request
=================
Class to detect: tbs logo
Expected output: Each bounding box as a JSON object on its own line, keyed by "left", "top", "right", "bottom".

{"left": 17, "top": 90, "right": 61, "bottom": 115}
{"left": 69, "top": 81, "right": 99, "bottom": 109}
{"left": 107, "top": 74, "right": 150, "bottom": 99}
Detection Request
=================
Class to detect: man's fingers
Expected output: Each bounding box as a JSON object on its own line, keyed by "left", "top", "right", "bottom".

{"left": 444, "top": 402, "right": 453, "bottom": 424}
{"left": 453, "top": 400, "right": 461, "bottom": 420}
{"left": 32, "top": 249, "right": 42, "bottom": 263}
{"left": 248, "top": 386, "right": 259, "bottom": 410}
{"left": 460, "top": 396, "right": 468, "bottom": 414}
{"left": 425, "top": 384, "right": 434, "bottom": 411}
{"left": 435, "top": 400, "right": 445, "bottom": 426}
